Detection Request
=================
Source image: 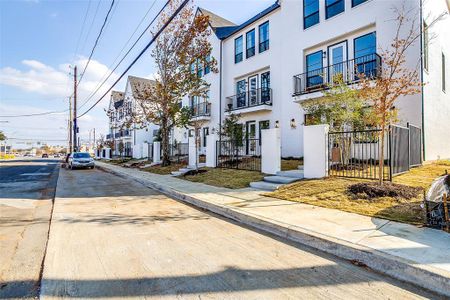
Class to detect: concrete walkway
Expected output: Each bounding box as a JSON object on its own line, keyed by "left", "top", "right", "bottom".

{"left": 96, "top": 161, "right": 450, "bottom": 297}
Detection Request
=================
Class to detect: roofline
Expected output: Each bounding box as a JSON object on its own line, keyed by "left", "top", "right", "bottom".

{"left": 219, "top": 1, "right": 280, "bottom": 40}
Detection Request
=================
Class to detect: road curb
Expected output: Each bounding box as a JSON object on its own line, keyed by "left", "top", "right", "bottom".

{"left": 97, "top": 163, "right": 450, "bottom": 297}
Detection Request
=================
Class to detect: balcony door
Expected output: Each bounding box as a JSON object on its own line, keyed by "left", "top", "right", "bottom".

{"left": 306, "top": 51, "right": 323, "bottom": 89}
{"left": 248, "top": 75, "right": 258, "bottom": 106}
{"left": 236, "top": 79, "right": 246, "bottom": 108}
{"left": 328, "top": 41, "right": 347, "bottom": 84}
{"left": 261, "top": 71, "right": 270, "bottom": 103}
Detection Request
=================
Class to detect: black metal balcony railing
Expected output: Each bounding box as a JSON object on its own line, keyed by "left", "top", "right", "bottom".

{"left": 106, "top": 134, "right": 112, "bottom": 140}
{"left": 113, "top": 129, "right": 131, "bottom": 139}
{"left": 293, "top": 53, "right": 381, "bottom": 96}
{"left": 226, "top": 88, "right": 272, "bottom": 112}
{"left": 190, "top": 102, "right": 211, "bottom": 118}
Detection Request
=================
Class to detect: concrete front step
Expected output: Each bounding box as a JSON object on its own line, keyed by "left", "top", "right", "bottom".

{"left": 264, "top": 176, "right": 300, "bottom": 184}
{"left": 276, "top": 170, "right": 304, "bottom": 179}
{"left": 249, "top": 181, "right": 281, "bottom": 191}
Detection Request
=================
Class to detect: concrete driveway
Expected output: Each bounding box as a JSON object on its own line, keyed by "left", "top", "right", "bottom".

{"left": 38, "top": 167, "right": 438, "bottom": 299}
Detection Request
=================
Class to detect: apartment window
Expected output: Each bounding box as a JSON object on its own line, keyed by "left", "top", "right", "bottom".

{"left": 326, "top": 0, "right": 345, "bottom": 19}
{"left": 204, "top": 55, "right": 210, "bottom": 75}
{"left": 197, "top": 59, "right": 203, "bottom": 78}
{"left": 354, "top": 32, "right": 376, "bottom": 78}
{"left": 443, "top": 53, "right": 446, "bottom": 92}
{"left": 259, "top": 22, "right": 269, "bottom": 53}
{"left": 424, "top": 22, "right": 429, "bottom": 71}
{"left": 246, "top": 29, "right": 256, "bottom": 58}
{"left": 306, "top": 50, "right": 323, "bottom": 87}
{"left": 352, "top": 0, "right": 368, "bottom": 7}
{"left": 303, "top": 0, "right": 319, "bottom": 29}
{"left": 235, "top": 36, "right": 243, "bottom": 63}
{"left": 261, "top": 71, "right": 271, "bottom": 103}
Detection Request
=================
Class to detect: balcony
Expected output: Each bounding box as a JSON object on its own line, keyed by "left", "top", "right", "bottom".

{"left": 106, "top": 134, "right": 112, "bottom": 140}
{"left": 189, "top": 102, "right": 211, "bottom": 121}
{"left": 292, "top": 53, "right": 381, "bottom": 101}
{"left": 113, "top": 129, "right": 132, "bottom": 139}
{"left": 226, "top": 88, "right": 272, "bottom": 115}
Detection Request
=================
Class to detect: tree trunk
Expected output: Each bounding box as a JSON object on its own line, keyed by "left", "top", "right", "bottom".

{"left": 378, "top": 115, "right": 386, "bottom": 185}
{"left": 161, "top": 116, "right": 170, "bottom": 167}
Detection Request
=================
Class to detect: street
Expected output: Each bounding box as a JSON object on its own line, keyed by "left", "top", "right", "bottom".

{"left": 0, "top": 158, "right": 60, "bottom": 298}
{"left": 0, "top": 159, "right": 435, "bottom": 299}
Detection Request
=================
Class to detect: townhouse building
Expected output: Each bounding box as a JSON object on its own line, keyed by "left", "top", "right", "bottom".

{"left": 106, "top": 76, "right": 159, "bottom": 158}
{"left": 178, "top": 0, "right": 449, "bottom": 161}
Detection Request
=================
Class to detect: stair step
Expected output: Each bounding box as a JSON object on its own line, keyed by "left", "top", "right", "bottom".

{"left": 298, "top": 165, "right": 304, "bottom": 170}
{"left": 250, "top": 181, "right": 281, "bottom": 191}
{"left": 171, "top": 171, "right": 184, "bottom": 176}
{"left": 264, "top": 176, "right": 300, "bottom": 184}
{"left": 276, "top": 170, "right": 304, "bottom": 179}
{"left": 179, "top": 168, "right": 192, "bottom": 173}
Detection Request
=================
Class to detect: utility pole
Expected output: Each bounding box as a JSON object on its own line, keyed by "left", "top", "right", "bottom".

{"left": 68, "top": 97, "right": 73, "bottom": 153}
{"left": 73, "top": 66, "right": 78, "bottom": 152}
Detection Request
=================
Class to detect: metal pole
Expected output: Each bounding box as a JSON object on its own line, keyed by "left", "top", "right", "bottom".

{"left": 69, "top": 97, "right": 73, "bottom": 153}
{"left": 73, "top": 66, "right": 77, "bottom": 152}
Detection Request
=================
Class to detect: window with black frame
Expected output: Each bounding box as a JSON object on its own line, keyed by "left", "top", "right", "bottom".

{"left": 246, "top": 29, "right": 255, "bottom": 58}
{"left": 352, "top": 0, "right": 368, "bottom": 7}
{"left": 235, "top": 36, "right": 243, "bottom": 63}
{"left": 303, "top": 0, "right": 319, "bottom": 29}
{"left": 259, "top": 22, "right": 269, "bottom": 53}
{"left": 236, "top": 79, "right": 246, "bottom": 108}
{"left": 353, "top": 32, "right": 377, "bottom": 79}
{"left": 305, "top": 50, "right": 323, "bottom": 88}
{"left": 260, "top": 71, "right": 271, "bottom": 103}
{"left": 325, "top": 0, "right": 345, "bottom": 19}
{"left": 204, "top": 55, "right": 210, "bottom": 75}
{"left": 203, "top": 127, "right": 209, "bottom": 147}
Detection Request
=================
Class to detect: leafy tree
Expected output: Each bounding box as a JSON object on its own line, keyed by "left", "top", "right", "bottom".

{"left": 0, "top": 131, "right": 6, "bottom": 141}
{"left": 129, "top": 0, "right": 216, "bottom": 166}
{"left": 118, "top": 141, "right": 124, "bottom": 157}
{"left": 217, "top": 113, "right": 243, "bottom": 143}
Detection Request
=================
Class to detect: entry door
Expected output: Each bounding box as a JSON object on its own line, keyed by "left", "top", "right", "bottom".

{"left": 246, "top": 121, "right": 257, "bottom": 155}
{"left": 328, "top": 42, "right": 347, "bottom": 84}
{"left": 248, "top": 75, "right": 258, "bottom": 106}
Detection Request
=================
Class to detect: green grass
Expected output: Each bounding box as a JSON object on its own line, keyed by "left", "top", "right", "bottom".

{"left": 265, "top": 163, "right": 449, "bottom": 225}
{"left": 183, "top": 168, "right": 264, "bottom": 189}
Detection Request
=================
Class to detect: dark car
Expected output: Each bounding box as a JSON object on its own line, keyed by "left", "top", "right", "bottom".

{"left": 42, "top": 154, "right": 49, "bottom": 158}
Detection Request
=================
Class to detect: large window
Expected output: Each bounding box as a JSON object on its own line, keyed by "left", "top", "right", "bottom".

{"left": 443, "top": 53, "right": 446, "bottom": 92}
{"left": 259, "top": 22, "right": 269, "bottom": 53}
{"left": 306, "top": 50, "right": 323, "bottom": 87}
{"left": 235, "top": 36, "right": 243, "bottom": 63}
{"left": 246, "top": 29, "right": 255, "bottom": 58}
{"left": 204, "top": 55, "right": 210, "bottom": 75}
{"left": 424, "top": 22, "right": 429, "bottom": 71}
{"left": 261, "top": 71, "right": 271, "bottom": 103}
{"left": 303, "top": 0, "right": 319, "bottom": 29}
{"left": 326, "top": 0, "right": 345, "bottom": 19}
{"left": 354, "top": 32, "right": 377, "bottom": 78}
{"left": 352, "top": 0, "right": 368, "bottom": 7}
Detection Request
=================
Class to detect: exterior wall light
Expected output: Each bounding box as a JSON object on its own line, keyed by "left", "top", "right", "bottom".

{"left": 290, "top": 118, "right": 296, "bottom": 129}
{"left": 275, "top": 120, "right": 280, "bottom": 128}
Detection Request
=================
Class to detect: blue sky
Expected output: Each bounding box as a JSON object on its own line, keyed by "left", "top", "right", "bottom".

{"left": 0, "top": 0, "right": 274, "bottom": 148}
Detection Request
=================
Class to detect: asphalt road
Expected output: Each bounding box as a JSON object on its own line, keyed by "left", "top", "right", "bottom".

{"left": 0, "top": 158, "right": 60, "bottom": 299}
{"left": 38, "top": 167, "right": 438, "bottom": 299}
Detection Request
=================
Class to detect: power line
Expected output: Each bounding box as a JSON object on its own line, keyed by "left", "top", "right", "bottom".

{"left": 0, "top": 110, "right": 68, "bottom": 118}
{"left": 78, "top": 0, "right": 171, "bottom": 111}
{"left": 78, "top": 0, "right": 160, "bottom": 110}
{"left": 78, "top": 0, "right": 189, "bottom": 118}
{"left": 77, "top": 0, "right": 116, "bottom": 87}
{"left": 73, "top": 0, "right": 92, "bottom": 63}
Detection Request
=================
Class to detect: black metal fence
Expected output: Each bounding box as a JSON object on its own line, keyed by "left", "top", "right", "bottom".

{"left": 216, "top": 138, "right": 261, "bottom": 171}
{"left": 328, "top": 124, "right": 422, "bottom": 181}
{"left": 167, "top": 142, "right": 189, "bottom": 163}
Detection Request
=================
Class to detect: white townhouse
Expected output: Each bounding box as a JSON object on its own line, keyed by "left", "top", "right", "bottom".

{"left": 178, "top": 0, "right": 449, "bottom": 161}
{"left": 106, "top": 76, "right": 159, "bottom": 158}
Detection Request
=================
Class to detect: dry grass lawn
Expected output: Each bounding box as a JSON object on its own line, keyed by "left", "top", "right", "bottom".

{"left": 266, "top": 162, "right": 450, "bottom": 225}
{"left": 141, "top": 162, "right": 186, "bottom": 175}
{"left": 281, "top": 158, "right": 303, "bottom": 171}
{"left": 183, "top": 168, "right": 264, "bottom": 189}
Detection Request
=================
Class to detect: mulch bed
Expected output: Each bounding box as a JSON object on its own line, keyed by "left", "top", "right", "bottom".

{"left": 348, "top": 182, "right": 422, "bottom": 199}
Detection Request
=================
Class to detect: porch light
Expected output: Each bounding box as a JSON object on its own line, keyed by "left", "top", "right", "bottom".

{"left": 275, "top": 120, "right": 280, "bottom": 128}
{"left": 290, "top": 118, "right": 296, "bottom": 129}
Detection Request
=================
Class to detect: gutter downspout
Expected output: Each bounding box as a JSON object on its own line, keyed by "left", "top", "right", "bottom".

{"left": 419, "top": 0, "right": 426, "bottom": 160}
{"left": 219, "top": 39, "right": 223, "bottom": 143}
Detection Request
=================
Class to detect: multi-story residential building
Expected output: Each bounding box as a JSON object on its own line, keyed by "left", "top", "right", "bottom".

{"left": 106, "top": 76, "right": 159, "bottom": 158}
{"left": 177, "top": 0, "right": 449, "bottom": 161}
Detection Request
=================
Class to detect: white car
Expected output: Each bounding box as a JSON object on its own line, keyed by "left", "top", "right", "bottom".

{"left": 68, "top": 152, "right": 95, "bottom": 169}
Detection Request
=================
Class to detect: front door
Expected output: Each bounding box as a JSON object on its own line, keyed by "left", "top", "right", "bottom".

{"left": 328, "top": 42, "right": 347, "bottom": 84}
{"left": 246, "top": 121, "right": 256, "bottom": 155}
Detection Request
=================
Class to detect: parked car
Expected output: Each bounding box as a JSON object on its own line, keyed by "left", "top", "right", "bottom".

{"left": 42, "top": 154, "right": 48, "bottom": 158}
{"left": 53, "top": 153, "right": 60, "bottom": 158}
{"left": 68, "top": 152, "right": 95, "bottom": 169}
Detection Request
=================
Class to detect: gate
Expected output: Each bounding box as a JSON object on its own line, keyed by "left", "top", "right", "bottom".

{"left": 168, "top": 142, "right": 189, "bottom": 163}
{"left": 216, "top": 139, "right": 261, "bottom": 171}
{"left": 328, "top": 124, "right": 422, "bottom": 181}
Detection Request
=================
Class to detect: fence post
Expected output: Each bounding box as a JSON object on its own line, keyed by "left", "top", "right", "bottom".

{"left": 304, "top": 124, "right": 329, "bottom": 178}
{"left": 153, "top": 142, "right": 161, "bottom": 164}
{"left": 206, "top": 134, "right": 217, "bottom": 167}
{"left": 261, "top": 128, "right": 281, "bottom": 174}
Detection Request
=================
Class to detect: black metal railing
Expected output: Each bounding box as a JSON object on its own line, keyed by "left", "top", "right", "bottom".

{"left": 293, "top": 53, "right": 381, "bottom": 96}
{"left": 114, "top": 132, "right": 121, "bottom": 138}
{"left": 190, "top": 102, "right": 211, "bottom": 118}
{"left": 216, "top": 138, "right": 261, "bottom": 171}
{"left": 226, "top": 88, "right": 272, "bottom": 112}
{"left": 328, "top": 124, "right": 422, "bottom": 181}
{"left": 106, "top": 134, "right": 112, "bottom": 140}
{"left": 167, "top": 142, "right": 189, "bottom": 163}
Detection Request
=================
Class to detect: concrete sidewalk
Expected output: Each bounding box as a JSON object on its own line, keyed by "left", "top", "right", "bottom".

{"left": 96, "top": 161, "right": 450, "bottom": 296}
